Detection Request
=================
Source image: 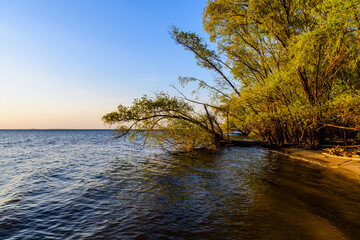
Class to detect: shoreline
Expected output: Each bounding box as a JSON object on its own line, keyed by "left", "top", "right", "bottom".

{"left": 274, "top": 147, "right": 360, "bottom": 182}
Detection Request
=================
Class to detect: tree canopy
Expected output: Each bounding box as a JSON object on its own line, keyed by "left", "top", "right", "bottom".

{"left": 103, "top": 0, "right": 360, "bottom": 151}
{"left": 103, "top": 92, "right": 224, "bottom": 152}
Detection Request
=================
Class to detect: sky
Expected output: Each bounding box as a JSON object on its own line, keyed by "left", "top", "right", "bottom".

{"left": 0, "top": 0, "right": 214, "bottom": 129}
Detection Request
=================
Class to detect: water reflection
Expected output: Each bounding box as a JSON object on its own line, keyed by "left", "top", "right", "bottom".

{"left": 89, "top": 147, "right": 360, "bottom": 239}
{"left": 1, "top": 130, "right": 360, "bottom": 239}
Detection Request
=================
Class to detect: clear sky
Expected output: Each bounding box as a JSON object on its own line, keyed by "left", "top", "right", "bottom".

{"left": 0, "top": 0, "right": 213, "bottom": 129}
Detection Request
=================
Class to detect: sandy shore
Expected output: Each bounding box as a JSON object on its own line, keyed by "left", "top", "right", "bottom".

{"left": 275, "top": 148, "right": 360, "bottom": 182}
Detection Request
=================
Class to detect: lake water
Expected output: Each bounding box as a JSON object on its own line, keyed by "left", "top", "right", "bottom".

{"left": 1, "top": 130, "right": 360, "bottom": 240}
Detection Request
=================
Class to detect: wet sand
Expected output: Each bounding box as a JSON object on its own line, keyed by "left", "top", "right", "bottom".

{"left": 277, "top": 148, "right": 360, "bottom": 182}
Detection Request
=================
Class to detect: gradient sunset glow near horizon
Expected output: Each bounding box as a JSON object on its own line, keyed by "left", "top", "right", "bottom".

{"left": 0, "top": 0, "right": 213, "bottom": 129}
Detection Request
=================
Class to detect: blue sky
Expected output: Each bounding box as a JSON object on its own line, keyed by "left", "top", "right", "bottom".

{"left": 0, "top": 0, "right": 213, "bottom": 129}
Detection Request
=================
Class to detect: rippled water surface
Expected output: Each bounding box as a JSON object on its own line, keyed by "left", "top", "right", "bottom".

{"left": 1, "top": 130, "right": 360, "bottom": 239}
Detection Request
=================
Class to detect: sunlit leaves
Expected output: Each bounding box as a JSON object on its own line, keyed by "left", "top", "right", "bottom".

{"left": 103, "top": 92, "right": 222, "bottom": 152}
{"left": 201, "top": 0, "right": 360, "bottom": 147}
{"left": 104, "top": 0, "right": 359, "bottom": 150}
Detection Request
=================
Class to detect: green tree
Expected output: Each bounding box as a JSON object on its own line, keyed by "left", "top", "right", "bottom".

{"left": 201, "top": 0, "right": 360, "bottom": 147}
{"left": 104, "top": 0, "right": 360, "bottom": 151}
{"left": 102, "top": 92, "right": 225, "bottom": 152}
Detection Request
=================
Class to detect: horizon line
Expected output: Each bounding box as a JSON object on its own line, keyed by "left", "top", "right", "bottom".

{"left": 0, "top": 128, "right": 116, "bottom": 130}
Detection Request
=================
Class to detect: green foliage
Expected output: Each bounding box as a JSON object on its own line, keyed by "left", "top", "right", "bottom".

{"left": 103, "top": 93, "right": 223, "bottom": 152}
{"left": 104, "top": 0, "right": 360, "bottom": 151}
